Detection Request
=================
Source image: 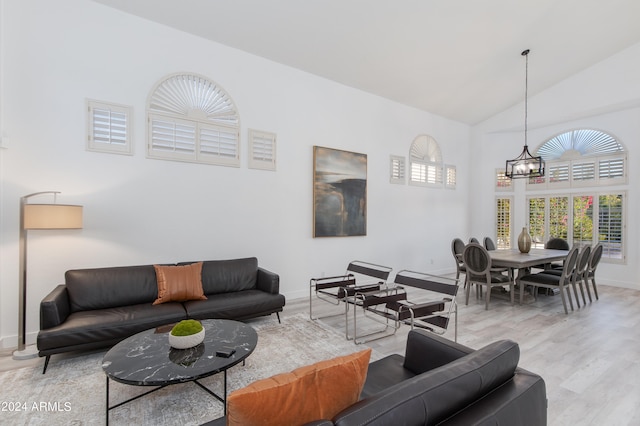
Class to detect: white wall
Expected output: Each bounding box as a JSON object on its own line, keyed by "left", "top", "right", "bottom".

{"left": 0, "top": 0, "right": 471, "bottom": 347}
{"left": 470, "top": 42, "right": 640, "bottom": 289}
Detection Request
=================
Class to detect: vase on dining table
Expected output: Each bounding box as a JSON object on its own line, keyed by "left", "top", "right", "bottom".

{"left": 518, "top": 227, "right": 532, "bottom": 253}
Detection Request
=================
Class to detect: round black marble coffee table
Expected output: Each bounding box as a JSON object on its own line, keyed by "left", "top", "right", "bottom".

{"left": 102, "top": 319, "right": 257, "bottom": 424}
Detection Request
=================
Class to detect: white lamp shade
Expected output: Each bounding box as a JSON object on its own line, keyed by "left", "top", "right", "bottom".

{"left": 23, "top": 204, "right": 83, "bottom": 229}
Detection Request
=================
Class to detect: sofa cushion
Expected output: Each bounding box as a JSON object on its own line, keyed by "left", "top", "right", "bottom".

{"left": 332, "top": 340, "right": 519, "bottom": 426}
{"left": 66, "top": 265, "right": 159, "bottom": 312}
{"left": 153, "top": 262, "right": 207, "bottom": 305}
{"left": 227, "top": 349, "right": 371, "bottom": 426}
{"left": 183, "top": 290, "right": 285, "bottom": 320}
{"left": 37, "top": 302, "right": 186, "bottom": 353}
{"left": 195, "top": 258, "right": 258, "bottom": 295}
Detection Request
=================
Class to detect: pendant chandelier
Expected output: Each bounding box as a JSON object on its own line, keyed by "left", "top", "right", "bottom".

{"left": 505, "top": 49, "right": 545, "bottom": 179}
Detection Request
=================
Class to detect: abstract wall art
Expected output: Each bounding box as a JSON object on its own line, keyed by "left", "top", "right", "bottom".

{"left": 313, "top": 146, "right": 367, "bottom": 237}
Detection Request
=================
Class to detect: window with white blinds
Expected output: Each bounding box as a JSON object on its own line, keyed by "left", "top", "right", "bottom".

{"left": 525, "top": 193, "right": 625, "bottom": 263}
{"left": 528, "top": 197, "right": 545, "bottom": 248}
{"left": 248, "top": 129, "right": 276, "bottom": 171}
{"left": 445, "top": 165, "right": 456, "bottom": 189}
{"left": 598, "top": 157, "right": 625, "bottom": 182}
{"left": 390, "top": 155, "right": 406, "bottom": 184}
{"left": 496, "top": 197, "right": 512, "bottom": 249}
{"left": 516, "top": 129, "right": 627, "bottom": 263}
{"left": 598, "top": 194, "right": 624, "bottom": 260}
{"left": 527, "top": 154, "right": 627, "bottom": 190}
{"left": 87, "top": 99, "right": 132, "bottom": 155}
{"left": 409, "top": 135, "right": 444, "bottom": 187}
{"left": 528, "top": 129, "right": 626, "bottom": 190}
{"left": 495, "top": 169, "right": 512, "bottom": 191}
{"left": 147, "top": 73, "right": 240, "bottom": 167}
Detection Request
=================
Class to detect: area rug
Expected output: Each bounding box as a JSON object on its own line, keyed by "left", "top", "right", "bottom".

{"left": 0, "top": 314, "right": 378, "bottom": 425}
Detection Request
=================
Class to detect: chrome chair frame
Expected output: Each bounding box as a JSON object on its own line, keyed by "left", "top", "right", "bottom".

{"left": 309, "top": 260, "right": 392, "bottom": 321}
{"left": 351, "top": 270, "right": 459, "bottom": 344}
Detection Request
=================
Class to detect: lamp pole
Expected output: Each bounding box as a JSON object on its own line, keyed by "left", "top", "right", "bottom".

{"left": 14, "top": 191, "right": 61, "bottom": 359}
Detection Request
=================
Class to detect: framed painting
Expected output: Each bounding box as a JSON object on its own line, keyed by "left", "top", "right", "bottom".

{"left": 313, "top": 146, "right": 367, "bottom": 237}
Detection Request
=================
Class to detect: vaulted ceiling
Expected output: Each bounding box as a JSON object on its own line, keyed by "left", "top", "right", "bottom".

{"left": 94, "top": 0, "right": 640, "bottom": 125}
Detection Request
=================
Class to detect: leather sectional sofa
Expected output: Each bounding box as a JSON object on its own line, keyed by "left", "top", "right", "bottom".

{"left": 207, "top": 328, "right": 546, "bottom": 425}
{"left": 37, "top": 257, "right": 285, "bottom": 373}
{"left": 314, "top": 329, "right": 546, "bottom": 425}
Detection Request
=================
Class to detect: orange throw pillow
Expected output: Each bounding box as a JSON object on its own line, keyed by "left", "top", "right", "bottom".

{"left": 227, "top": 348, "right": 371, "bottom": 426}
{"left": 152, "top": 262, "right": 207, "bottom": 305}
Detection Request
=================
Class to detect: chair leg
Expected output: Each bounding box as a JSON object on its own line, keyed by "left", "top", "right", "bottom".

{"left": 576, "top": 278, "right": 587, "bottom": 305}
{"left": 591, "top": 278, "right": 599, "bottom": 300}
{"left": 484, "top": 285, "right": 491, "bottom": 310}
{"left": 276, "top": 312, "right": 281, "bottom": 323}
{"left": 565, "top": 286, "right": 575, "bottom": 311}
{"left": 558, "top": 287, "right": 569, "bottom": 314}
{"left": 465, "top": 280, "right": 471, "bottom": 306}
{"left": 581, "top": 277, "right": 592, "bottom": 303}
{"left": 42, "top": 355, "right": 50, "bottom": 374}
{"left": 519, "top": 281, "right": 525, "bottom": 305}
{"left": 571, "top": 281, "right": 581, "bottom": 308}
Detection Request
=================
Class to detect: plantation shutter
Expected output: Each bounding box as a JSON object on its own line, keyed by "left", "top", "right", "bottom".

{"left": 445, "top": 165, "right": 456, "bottom": 189}
{"left": 87, "top": 100, "right": 132, "bottom": 155}
{"left": 598, "top": 194, "right": 624, "bottom": 260}
{"left": 149, "top": 116, "right": 197, "bottom": 160}
{"left": 248, "top": 129, "right": 276, "bottom": 170}
{"left": 147, "top": 73, "right": 240, "bottom": 167}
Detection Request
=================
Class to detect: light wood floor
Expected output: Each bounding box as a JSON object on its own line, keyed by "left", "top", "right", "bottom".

{"left": 2, "top": 283, "right": 638, "bottom": 425}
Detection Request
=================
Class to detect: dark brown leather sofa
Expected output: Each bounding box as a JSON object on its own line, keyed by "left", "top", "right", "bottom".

{"left": 37, "top": 257, "right": 285, "bottom": 373}
{"left": 315, "top": 330, "right": 546, "bottom": 426}
{"left": 207, "top": 329, "right": 546, "bottom": 426}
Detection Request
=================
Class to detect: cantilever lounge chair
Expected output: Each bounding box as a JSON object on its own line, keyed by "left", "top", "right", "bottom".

{"left": 309, "top": 261, "right": 392, "bottom": 322}
{"left": 351, "top": 270, "right": 459, "bottom": 344}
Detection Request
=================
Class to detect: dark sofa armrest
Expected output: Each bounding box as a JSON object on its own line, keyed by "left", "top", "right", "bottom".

{"left": 438, "top": 368, "right": 547, "bottom": 426}
{"left": 256, "top": 267, "right": 279, "bottom": 294}
{"left": 40, "top": 285, "right": 71, "bottom": 330}
{"left": 403, "top": 329, "right": 474, "bottom": 374}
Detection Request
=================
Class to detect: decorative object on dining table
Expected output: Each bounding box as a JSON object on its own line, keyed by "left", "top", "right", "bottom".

{"left": 518, "top": 227, "right": 532, "bottom": 253}
{"left": 169, "top": 319, "right": 205, "bottom": 349}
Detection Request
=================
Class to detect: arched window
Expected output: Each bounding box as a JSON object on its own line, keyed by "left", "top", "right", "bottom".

{"left": 409, "top": 135, "right": 443, "bottom": 186}
{"left": 529, "top": 129, "right": 626, "bottom": 188}
{"left": 525, "top": 129, "right": 626, "bottom": 263}
{"left": 146, "top": 73, "right": 240, "bottom": 167}
{"left": 536, "top": 129, "right": 624, "bottom": 160}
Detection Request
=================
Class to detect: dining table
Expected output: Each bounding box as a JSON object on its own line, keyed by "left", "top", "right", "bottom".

{"left": 488, "top": 248, "right": 570, "bottom": 304}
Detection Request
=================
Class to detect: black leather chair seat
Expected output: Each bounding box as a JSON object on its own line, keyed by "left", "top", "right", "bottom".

{"left": 37, "top": 302, "right": 186, "bottom": 352}
{"left": 183, "top": 290, "right": 286, "bottom": 320}
{"left": 468, "top": 272, "right": 512, "bottom": 284}
{"left": 518, "top": 272, "right": 561, "bottom": 286}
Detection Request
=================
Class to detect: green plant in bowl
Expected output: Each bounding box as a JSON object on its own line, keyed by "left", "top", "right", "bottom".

{"left": 171, "top": 319, "right": 203, "bottom": 336}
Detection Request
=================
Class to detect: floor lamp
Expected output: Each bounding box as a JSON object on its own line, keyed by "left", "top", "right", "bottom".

{"left": 13, "top": 191, "right": 83, "bottom": 360}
